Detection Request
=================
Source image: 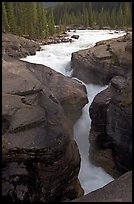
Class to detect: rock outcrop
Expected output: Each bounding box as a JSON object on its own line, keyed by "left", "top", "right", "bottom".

{"left": 71, "top": 31, "right": 132, "bottom": 179}
{"left": 89, "top": 75, "right": 132, "bottom": 178}
{"left": 71, "top": 33, "right": 132, "bottom": 85}
{"left": 2, "top": 33, "right": 40, "bottom": 60}
{"left": 2, "top": 33, "right": 88, "bottom": 201}
{"left": 2, "top": 58, "right": 87, "bottom": 201}
{"left": 71, "top": 171, "right": 132, "bottom": 202}
{"left": 25, "top": 62, "right": 88, "bottom": 124}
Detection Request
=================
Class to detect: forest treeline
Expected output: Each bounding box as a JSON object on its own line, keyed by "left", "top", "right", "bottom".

{"left": 52, "top": 2, "right": 132, "bottom": 29}
{"left": 2, "top": 2, "right": 57, "bottom": 39}
{"left": 2, "top": 2, "right": 132, "bottom": 40}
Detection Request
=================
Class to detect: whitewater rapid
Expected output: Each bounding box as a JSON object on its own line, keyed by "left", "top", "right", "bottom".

{"left": 22, "top": 29, "right": 126, "bottom": 195}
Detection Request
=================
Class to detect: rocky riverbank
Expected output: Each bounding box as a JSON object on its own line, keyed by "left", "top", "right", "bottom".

{"left": 70, "top": 30, "right": 132, "bottom": 201}
{"left": 71, "top": 32, "right": 132, "bottom": 84}
{"left": 70, "top": 31, "right": 132, "bottom": 176}
{"left": 2, "top": 31, "right": 132, "bottom": 202}
{"left": 2, "top": 33, "right": 41, "bottom": 60}
{"left": 2, "top": 33, "right": 88, "bottom": 201}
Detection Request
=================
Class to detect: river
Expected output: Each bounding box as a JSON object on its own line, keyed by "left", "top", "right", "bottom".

{"left": 21, "top": 29, "right": 126, "bottom": 195}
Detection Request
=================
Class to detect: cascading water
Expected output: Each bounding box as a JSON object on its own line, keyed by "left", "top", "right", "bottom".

{"left": 21, "top": 29, "right": 126, "bottom": 195}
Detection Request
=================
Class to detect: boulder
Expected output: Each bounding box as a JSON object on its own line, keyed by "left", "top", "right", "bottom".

{"left": 2, "top": 58, "right": 87, "bottom": 201}
{"left": 25, "top": 62, "right": 88, "bottom": 124}
{"left": 71, "top": 35, "right": 79, "bottom": 39}
{"left": 71, "top": 33, "right": 132, "bottom": 85}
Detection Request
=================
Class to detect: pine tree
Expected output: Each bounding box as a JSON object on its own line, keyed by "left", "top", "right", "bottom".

{"left": 88, "top": 2, "right": 93, "bottom": 27}
{"left": 122, "top": 2, "right": 132, "bottom": 27}
{"left": 13, "top": 3, "right": 26, "bottom": 36}
{"left": 118, "top": 4, "right": 124, "bottom": 27}
{"left": 25, "top": 3, "right": 36, "bottom": 38}
{"left": 5, "top": 2, "right": 17, "bottom": 34}
{"left": 48, "top": 9, "right": 55, "bottom": 35}
{"left": 36, "top": 2, "right": 48, "bottom": 38}
{"left": 110, "top": 8, "right": 117, "bottom": 28}
{"left": 84, "top": 9, "right": 89, "bottom": 27}
{"left": 52, "top": 2, "right": 132, "bottom": 29}
{"left": 2, "top": 2, "right": 132, "bottom": 39}
{"left": 2, "top": 2, "right": 10, "bottom": 32}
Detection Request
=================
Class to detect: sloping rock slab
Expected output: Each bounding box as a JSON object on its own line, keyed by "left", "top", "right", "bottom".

{"left": 71, "top": 171, "right": 132, "bottom": 202}
{"left": 71, "top": 34, "right": 132, "bottom": 85}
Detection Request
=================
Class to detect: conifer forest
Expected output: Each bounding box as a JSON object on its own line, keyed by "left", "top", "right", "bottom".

{"left": 2, "top": 2, "right": 132, "bottom": 39}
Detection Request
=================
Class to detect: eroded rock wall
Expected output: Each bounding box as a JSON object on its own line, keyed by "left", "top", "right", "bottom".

{"left": 2, "top": 33, "right": 88, "bottom": 201}
{"left": 89, "top": 76, "right": 132, "bottom": 177}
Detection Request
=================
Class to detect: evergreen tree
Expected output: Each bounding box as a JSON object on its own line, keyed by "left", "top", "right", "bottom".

{"left": 13, "top": 2, "right": 27, "bottom": 35}
{"left": 2, "top": 2, "right": 132, "bottom": 39}
{"left": 84, "top": 9, "right": 89, "bottom": 27}
{"left": 5, "top": 2, "right": 17, "bottom": 33}
{"left": 24, "top": 3, "right": 37, "bottom": 38}
{"left": 118, "top": 4, "right": 124, "bottom": 27}
{"left": 2, "top": 2, "right": 10, "bottom": 32}
{"left": 122, "top": 2, "right": 132, "bottom": 27}
{"left": 110, "top": 8, "right": 117, "bottom": 28}
{"left": 48, "top": 9, "right": 55, "bottom": 35}
{"left": 88, "top": 2, "right": 93, "bottom": 27}
{"left": 52, "top": 2, "right": 132, "bottom": 29}
{"left": 36, "top": 2, "right": 48, "bottom": 38}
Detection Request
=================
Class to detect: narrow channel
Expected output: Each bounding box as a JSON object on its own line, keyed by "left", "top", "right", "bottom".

{"left": 22, "top": 29, "right": 126, "bottom": 195}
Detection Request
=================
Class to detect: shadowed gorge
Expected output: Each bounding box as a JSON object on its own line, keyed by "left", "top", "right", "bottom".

{"left": 2, "top": 2, "right": 132, "bottom": 201}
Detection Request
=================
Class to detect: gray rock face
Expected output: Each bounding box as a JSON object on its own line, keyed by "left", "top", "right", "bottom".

{"left": 71, "top": 34, "right": 132, "bottom": 85}
{"left": 2, "top": 58, "right": 88, "bottom": 201}
{"left": 71, "top": 171, "right": 132, "bottom": 202}
{"left": 89, "top": 76, "right": 132, "bottom": 177}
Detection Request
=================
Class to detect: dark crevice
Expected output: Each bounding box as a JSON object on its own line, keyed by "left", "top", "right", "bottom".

{"left": 2, "top": 117, "right": 10, "bottom": 136}
{"left": 9, "top": 120, "right": 46, "bottom": 133}
{"left": 7, "top": 88, "right": 43, "bottom": 96}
